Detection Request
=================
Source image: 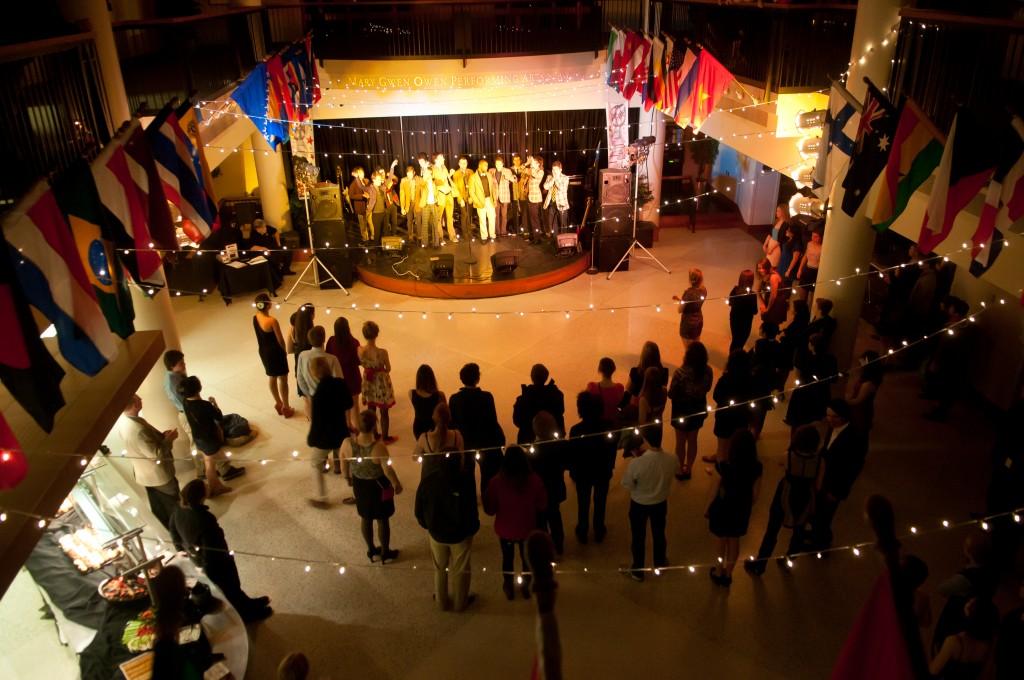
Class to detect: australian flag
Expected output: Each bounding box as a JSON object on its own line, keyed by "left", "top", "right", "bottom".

{"left": 841, "top": 80, "right": 899, "bottom": 217}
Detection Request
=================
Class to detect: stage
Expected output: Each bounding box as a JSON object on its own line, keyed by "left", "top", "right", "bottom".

{"left": 355, "top": 236, "right": 589, "bottom": 299}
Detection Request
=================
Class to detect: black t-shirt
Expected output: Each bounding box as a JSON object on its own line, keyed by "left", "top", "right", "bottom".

{"left": 183, "top": 399, "right": 223, "bottom": 455}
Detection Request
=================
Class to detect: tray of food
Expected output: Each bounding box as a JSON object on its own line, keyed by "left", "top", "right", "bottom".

{"left": 58, "top": 527, "right": 124, "bottom": 572}
{"left": 99, "top": 574, "right": 149, "bottom": 603}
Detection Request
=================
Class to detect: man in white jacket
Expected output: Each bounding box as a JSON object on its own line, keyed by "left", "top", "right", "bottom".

{"left": 117, "top": 394, "right": 180, "bottom": 541}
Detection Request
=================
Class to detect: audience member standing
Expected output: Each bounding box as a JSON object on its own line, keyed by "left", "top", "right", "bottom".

{"left": 531, "top": 411, "right": 570, "bottom": 556}
{"left": 669, "top": 341, "right": 713, "bottom": 480}
{"left": 637, "top": 366, "right": 668, "bottom": 442}
{"left": 706, "top": 430, "right": 763, "bottom": 587}
{"left": 728, "top": 269, "right": 758, "bottom": 353}
{"left": 170, "top": 480, "right": 273, "bottom": 622}
{"left": 621, "top": 425, "right": 677, "bottom": 581}
{"left": 287, "top": 304, "right": 315, "bottom": 384}
{"left": 307, "top": 358, "right": 353, "bottom": 507}
{"left": 449, "top": 363, "right": 505, "bottom": 497}
{"left": 359, "top": 321, "right": 397, "bottom": 443}
{"left": 806, "top": 298, "right": 838, "bottom": 350}
{"left": 758, "top": 259, "right": 788, "bottom": 327}
{"left": 343, "top": 410, "right": 403, "bottom": 563}
{"left": 763, "top": 204, "right": 786, "bottom": 268}
{"left": 929, "top": 598, "right": 999, "bottom": 680}
{"left": 484, "top": 446, "right": 547, "bottom": 600}
{"left": 624, "top": 342, "right": 669, "bottom": 422}
{"left": 845, "top": 351, "right": 884, "bottom": 435}
{"left": 711, "top": 350, "right": 754, "bottom": 462}
{"left": 746, "top": 424, "right": 824, "bottom": 575}
{"left": 568, "top": 392, "right": 616, "bottom": 545}
{"left": 748, "top": 323, "right": 782, "bottom": 439}
{"left": 779, "top": 220, "right": 803, "bottom": 283}
{"left": 410, "top": 364, "right": 446, "bottom": 441}
{"left": 163, "top": 350, "right": 233, "bottom": 481}
{"left": 415, "top": 449, "right": 480, "bottom": 612}
{"left": 922, "top": 297, "right": 972, "bottom": 422}
{"left": 675, "top": 268, "right": 708, "bottom": 347}
{"left": 810, "top": 399, "right": 868, "bottom": 550}
{"left": 180, "top": 377, "right": 237, "bottom": 497}
{"left": 117, "top": 394, "right": 180, "bottom": 539}
{"left": 413, "top": 403, "right": 465, "bottom": 478}
{"left": 778, "top": 299, "right": 811, "bottom": 394}
{"left": 796, "top": 228, "right": 822, "bottom": 303}
{"left": 252, "top": 293, "right": 294, "bottom": 418}
{"left": 296, "top": 326, "right": 343, "bottom": 424}
{"left": 785, "top": 334, "right": 838, "bottom": 432}
{"left": 513, "top": 364, "right": 565, "bottom": 443}
{"left": 326, "top": 316, "right": 362, "bottom": 434}
{"left": 585, "top": 357, "right": 625, "bottom": 424}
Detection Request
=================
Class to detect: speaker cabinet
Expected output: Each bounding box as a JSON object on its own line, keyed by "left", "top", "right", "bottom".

{"left": 313, "top": 184, "right": 342, "bottom": 221}
{"left": 490, "top": 250, "right": 520, "bottom": 275}
{"left": 599, "top": 204, "right": 633, "bottom": 236}
{"left": 595, "top": 233, "right": 631, "bottom": 272}
{"left": 310, "top": 219, "right": 348, "bottom": 249}
{"left": 430, "top": 254, "right": 455, "bottom": 280}
{"left": 600, "top": 169, "right": 631, "bottom": 206}
{"left": 218, "top": 197, "right": 262, "bottom": 229}
{"left": 317, "top": 249, "right": 356, "bottom": 289}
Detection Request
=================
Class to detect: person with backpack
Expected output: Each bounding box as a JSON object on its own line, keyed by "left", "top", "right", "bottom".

{"left": 513, "top": 364, "right": 565, "bottom": 443}
{"left": 415, "top": 447, "right": 480, "bottom": 612}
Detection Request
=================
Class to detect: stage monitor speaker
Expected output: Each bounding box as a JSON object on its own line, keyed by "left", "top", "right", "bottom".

{"left": 317, "top": 249, "right": 356, "bottom": 289}
{"left": 311, "top": 219, "right": 347, "bottom": 249}
{"left": 490, "top": 250, "right": 520, "bottom": 275}
{"left": 599, "top": 204, "right": 632, "bottom": 236}
{"left": 600, "top": 169, "right": 631, "bottom": 206}
{"left": 595, "top": 234, "right": 631, "bottom": 272}
{"left": 381, "top": 236, "right": 405, "bottom": 256}
{"left": 313, "top": 184, "right": 342, "bottom": 221}
{"left": 430, "top": 254, "right": 455, "bottom": 280}
{"left": 219, "top": 196, "right": 262, "bottom": 229}
{"left": 556, "top": 232, "right": 579, "bottom": 256}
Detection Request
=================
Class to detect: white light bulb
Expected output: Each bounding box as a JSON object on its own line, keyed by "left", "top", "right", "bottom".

{"left": 852, "top": 547, "right": 861, "bottom": 556}
{"left": 339, "top": 566, "right": 346, "bottom": 575}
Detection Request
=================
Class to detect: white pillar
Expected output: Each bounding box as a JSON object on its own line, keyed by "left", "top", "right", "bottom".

{"left": 814, "top": 0, "right": 901, "bottom": 369}
{"left": 60, "top": 0, "right": 132, "bottom": 129}
{"left": 638, "top": 112, "right": 667, "bottom": 229}
{"left": 251, "top": 132, "right": 293, "bottom": 231}
{"left": 131, "top": 284, "right": 181, "bottom": 353}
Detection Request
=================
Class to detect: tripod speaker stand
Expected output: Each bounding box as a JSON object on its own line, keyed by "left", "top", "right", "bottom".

{"left": 284, "top": 197, "right": 350, "bottom": 301}
{"left": 606, "top": 140, "right": 671, "bottom": 280}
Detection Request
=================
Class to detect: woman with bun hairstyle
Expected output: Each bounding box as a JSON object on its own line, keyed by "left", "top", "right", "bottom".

{"left": 253, "top": 293, "right": 293, "bottom": 417}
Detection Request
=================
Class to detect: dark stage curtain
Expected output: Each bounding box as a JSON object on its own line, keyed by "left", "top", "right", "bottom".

{"left": 313, "top": 108, "right": 639, "bottom": 184}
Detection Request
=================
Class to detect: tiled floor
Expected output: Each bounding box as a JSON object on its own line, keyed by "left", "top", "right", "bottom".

{"left": 10, "top": 226, "right": 1000, "bottom": 679}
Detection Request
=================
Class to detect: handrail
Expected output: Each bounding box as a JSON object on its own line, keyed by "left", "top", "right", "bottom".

{"left": 898, "top": 8, "right": 1024, "bottom": 31}
{"left": 112, "top": 7, "right": 260, "bottom": 30}
{"left": 658, "top": 0, "right": 856, "bottom": 12}
{"left": 0, "top": 31, "right": 94, "bottom": 63}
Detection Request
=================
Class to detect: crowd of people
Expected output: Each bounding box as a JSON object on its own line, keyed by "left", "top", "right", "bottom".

{"left": 111, "top": 200, "right": 1024, "bottom": 679}
{"left": 346, "top": 151, "right": 574, "bottom": 247}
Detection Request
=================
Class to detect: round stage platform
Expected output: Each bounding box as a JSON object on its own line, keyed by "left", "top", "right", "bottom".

{"left": 356, "top": 237, "right": 589, "bottom": 299}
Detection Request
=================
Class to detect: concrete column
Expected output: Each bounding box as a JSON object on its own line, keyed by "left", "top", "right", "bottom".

{"left": 251, "top": 132, "right": 293, "bottom": 231}
{"left": 131, "top": 283, "right": 181, "bottom": 353}
{"left": 814, "top": 0, "right": 901, "bottom": 370}
{"left": 60, "top": 0, "right": 132, "bottom": 129}
{"left": 638, "top": 111, "right": 667, "bottom": 229}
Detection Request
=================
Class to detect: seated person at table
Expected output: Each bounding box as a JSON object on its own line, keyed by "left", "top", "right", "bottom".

{"left": 241, "top": 218, "right": 293, "bottom": 279}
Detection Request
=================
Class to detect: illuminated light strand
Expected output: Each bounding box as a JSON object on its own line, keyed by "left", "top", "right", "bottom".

{"left": 2, "top": 502, "right": 1018, "bottom": 577}
{"left": 13, "top": 311, "right": 984, "bottom": 466}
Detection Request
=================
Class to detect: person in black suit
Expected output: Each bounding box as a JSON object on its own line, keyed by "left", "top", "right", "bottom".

{"left": 805, "top": 298, "right": 837, "bottom": 351}
{"left": 810, "top": 399, "right": 868, "bottom": 550}
{"left": 449, "top": 363, "right": 505, "bottom": 497}
{"left": 512, "top": 364, "right": 565, "bottom": 444}
{"left": 568, "top": 391, "right": 617, "bottom": 545}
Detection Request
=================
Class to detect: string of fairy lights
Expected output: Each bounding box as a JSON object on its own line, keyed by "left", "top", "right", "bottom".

{"left": 5, "top": 304, "right": 990, "bottom": 471}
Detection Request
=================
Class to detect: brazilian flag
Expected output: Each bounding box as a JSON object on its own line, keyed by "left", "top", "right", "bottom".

{"left": 53, "top": 161, "right": 135, "bottom": 338}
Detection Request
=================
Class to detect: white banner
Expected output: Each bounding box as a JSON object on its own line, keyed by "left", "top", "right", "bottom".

{"left": 606, "top": 100, "right": 631, "bottom": 170}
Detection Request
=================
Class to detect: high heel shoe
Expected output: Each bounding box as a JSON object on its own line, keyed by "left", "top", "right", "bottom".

{"left": 281, "top": 406, "right": 295, "bottom": 418}
{"left": 274, "top": 403, "right": 283, "bottom": 415}
{"left": 367, "top": 547, "right": 381, "bottom": 563}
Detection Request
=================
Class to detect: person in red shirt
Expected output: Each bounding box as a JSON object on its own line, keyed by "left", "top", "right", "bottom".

{"left": 484, "top": 445, "right": 547, "bottom": 601}
{"left": 586, "top": 357, "right": 625, "bottom": 424}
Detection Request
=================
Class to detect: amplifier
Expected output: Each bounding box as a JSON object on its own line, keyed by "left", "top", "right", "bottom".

{"left": 595, "top": 234, "right": 631, "bottom": 272}
{"left": 490, "top": 250, "right": 520, "bottom": 275}
{"left": 218, "top": 196, "right": 262, "bottom": 229}
{"left": 430, "top": 254, "right": 455, "bottom": 280}
{"left": 313, "top": 184, "right": 342, "bottom": 221}
{"left": 556, "top": 232, "right": 579, "bottom": 256}
{"left": 600, "top": 169, "right": 631, "bottom": 206}
{"left": 599, "top": 204, "right": 632, "bottom": 236}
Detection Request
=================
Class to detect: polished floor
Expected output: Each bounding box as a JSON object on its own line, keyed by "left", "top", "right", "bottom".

{"left": 6, "top": 226, "right": 1002, "bottom": 679}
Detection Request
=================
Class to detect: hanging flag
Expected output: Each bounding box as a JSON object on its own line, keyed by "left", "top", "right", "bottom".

{"left": 304, "top": 35, "right": 321, "bottom": 106}
{"left": 92, "top": 130, "right": 164, "bottom": 286}
{"left": 969, "top": 114, "right": 1024, "bottom": 276}
{"left": 840, "top": 81, "right": 899, "bottom": 217}
{"left": 232, "top": 63, "right": 289, "bottom": 149}
{"left": 643, "top": 36, "right": 665, "bottom": 112}
{"left": 870, "top": 99, "right": 943, "bottom": 232}
{"left": 680, "top": 49, "right": 734, "bottom": 131}
{"left": 177, "top": 100, "right": 220, "bottom": 212}
{"left": 830, "top": 573, "right": 916, "bottom": 680}
{"left": 124, "top": 121, "right": 176, "bottom": 252}
{"left": 672, "top": 46, "right": 701, "bottom": 124}
{"left": 661, "top": 43, "right": 697, "bottom": 121}
{"left": 0, "top": 411, "right": 29, "bottom": 489}
{"left": 2, "top": 181, "right": 117, "bottom": 376}
{"left": 621, "top": 33, "right": 652, "bottom": 101}
{"left": 606, "top": 28, "right": 623, "bottom": 88}
{"left": 52, "top": 160, "right": 135, "bottom": 338}
{"left": 0, "top": 227, "right": 65, "bottom": 432}
{"left": 611, "top": 30, "right": 634, "bottom": 93}
{"left": 148, "top": 103, "right": 217, "bottom": 241}
{"left": 918, "top": 110, "right": 997, "bottom": 254}
{"left": 267, "top": 55, "right": 296, "bottom": 125}
{"left": 814, "top": 82, "right": 861, "bottom": 200}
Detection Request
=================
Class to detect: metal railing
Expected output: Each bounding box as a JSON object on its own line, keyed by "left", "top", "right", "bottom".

{"left": 888, "top": 8, "right": 1024, "bottom": 132}
{"left": 0, "top": 34, "right": 110, "bottom": 205}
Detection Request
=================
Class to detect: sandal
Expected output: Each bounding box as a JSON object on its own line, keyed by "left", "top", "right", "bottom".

{"left": 273, "top": 403, "right": 283, "bottom": 415}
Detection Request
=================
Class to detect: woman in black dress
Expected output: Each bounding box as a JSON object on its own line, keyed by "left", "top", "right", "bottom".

{"left": 711, "top": 350, "right": 754, "bottom": 462}
{"left": 728, "top": 269, "right": 758, "bottom": 353}
{"left": 785, "top": 333, "right": 838, "bottom": 432}
{"left": 674, "top": 267, "right": 708, "bottom": 347}
{"left": 253, "top": 293, "right": 293, "bottom": 418}
{"left": 668, "top": 341, "right": 714, "bottom": 480}
{"left": 409, "top": 364, "right": 446, "bottom": 440}
{"left": 706, "top": 430, "right": 763, "bottom": 587}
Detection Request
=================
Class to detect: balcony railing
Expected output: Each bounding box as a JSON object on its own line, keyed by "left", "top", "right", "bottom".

{"left": 113, "top": 8, "right": 266, "bottom": 115}
{"left": 888, "top": 8, "right": 1024, "bottom": 132}
{"left": 0, "top": 34, "right": 110, "bottom": 205}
